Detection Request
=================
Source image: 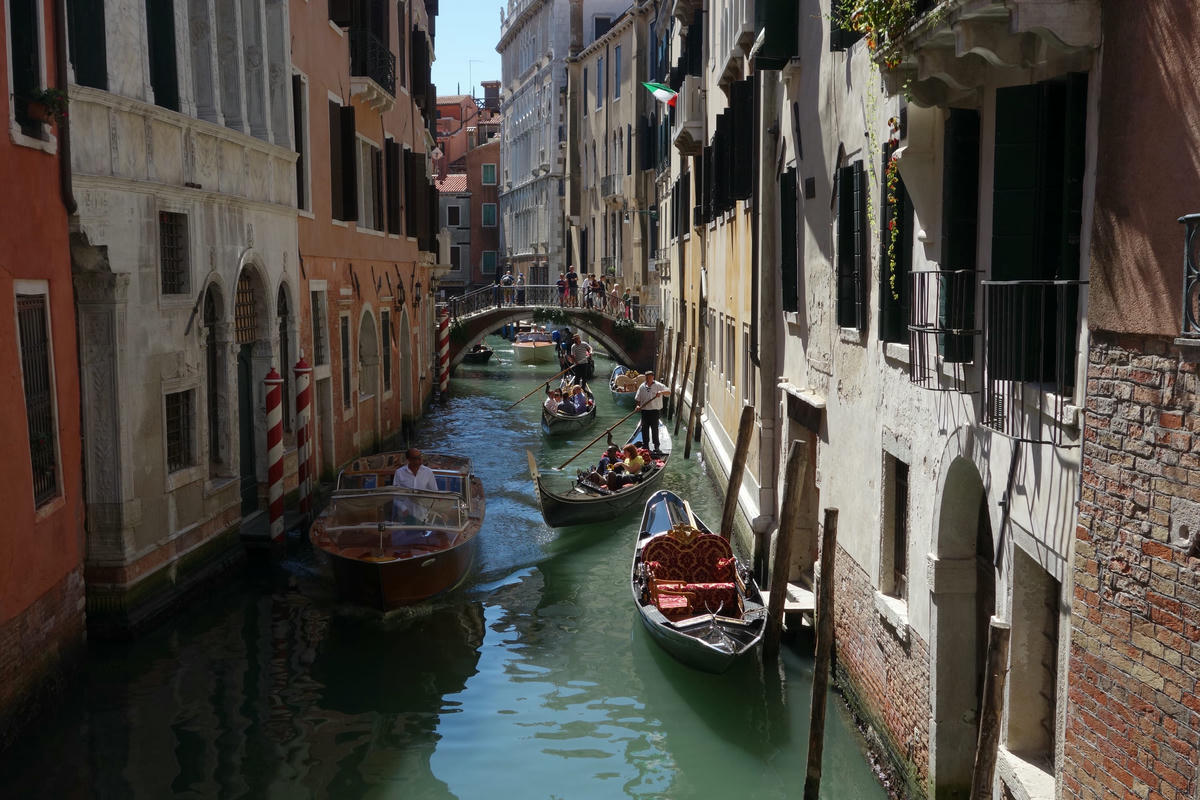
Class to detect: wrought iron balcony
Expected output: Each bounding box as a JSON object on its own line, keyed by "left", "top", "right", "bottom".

{"left": 908, "top": 269, "right": 980, "bottom": 392}
{"left": 1180, "top": 214, "right": 1200, "bottom": 335}
{"left": 982, "top": 279, "right": 1086, "bottom": 445}
{"left": 350, "top": 27, "right": 396, "bottom": 110}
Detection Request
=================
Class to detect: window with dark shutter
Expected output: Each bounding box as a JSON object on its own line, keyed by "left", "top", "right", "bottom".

{"left": 405, "top": 150, "right": 419, "bottom": 233}
{"left": 830, "top": 0, "right": 863, "bottom": 52}
{"left": 329, "top": 101, "right": 344, "bottom": 220}
{"left": 836, "top": 160, "right": 867, "bottom": 331}
{"left": 340, "top": 106, "right": 359, "bottom": 221}
{"left": 340, "top": 316, "right": 352, "bottom": 408}
{"left": 165, "top": 390, "right": 195, "bottom": 473}
{"left": 879, "top": 143, "right": 913, "bottom": 343}
{"left": 146, "top": 0, "right": 179, "bottom": 111}
{"left": 67, "top": 0, "right": 107, "bottom": 90}
{"left": 293, "top": 75, "right": 308, "bottom": 210}
{"left": 381, "top": 309, "right": 392, "bottom": 391}
{"left": 941, "top": 107, "right": 980, "bottom": 362}
{"left": 753, "top": 0, "right": 799, "bottom": 70}
{"left": 730, "top": 80, "right": 754, "bottom": 201}
{"left": 385, "top": 139, "right": 401, "bottom": 233}
{"left": 10, "top": 0, "right": 42, "bottom": 136}
{"left": 330, "top": 0, "right": 352, "bottom": 27}
{"left": 626, "top": 123, "right": 632, "bottom": 176}
{"left": 780, "top": 167, "right": 799, "bottom": 313}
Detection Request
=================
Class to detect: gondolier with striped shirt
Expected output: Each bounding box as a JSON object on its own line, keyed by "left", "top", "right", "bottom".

{"left": 634, "top": 371, "right": 671, "bottom": 456}
{"left": 568, "top": 334, "right": 593, "bottom": 391}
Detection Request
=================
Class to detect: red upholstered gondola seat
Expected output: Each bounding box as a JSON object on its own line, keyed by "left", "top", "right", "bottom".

{"left": 643, "top": 526, "right": 742, "bottom": 619}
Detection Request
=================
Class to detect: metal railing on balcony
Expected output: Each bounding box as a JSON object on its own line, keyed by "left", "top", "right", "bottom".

{"left": 981, "top": 279, "right": 1086, "bottom": 445}
{"left": 1180, "top": 213, "right": 1200, "bottom": 335}
{"left": 672, "top": 75, "right": 704, "bottom": 155}
{"left": 908, "top": 269, "right": 980, "bottom": 392}
{"left": 350, "top": 28, "right": 396, "bottom": 96}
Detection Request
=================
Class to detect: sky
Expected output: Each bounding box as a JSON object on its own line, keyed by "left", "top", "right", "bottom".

{"left": 430, "top": 1, "right": 504, "bottom": 99}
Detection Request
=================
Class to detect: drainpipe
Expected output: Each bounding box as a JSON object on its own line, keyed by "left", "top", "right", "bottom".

{"left": 53, "top": 0, "right": 76, "bottom": 214}
{"left": 753, "top": 70, "right": 781, "bottom": 555}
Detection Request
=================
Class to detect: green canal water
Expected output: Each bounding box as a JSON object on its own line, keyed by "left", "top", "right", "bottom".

{"left": 0, "top": 336, "right": 887, "bottom": 800}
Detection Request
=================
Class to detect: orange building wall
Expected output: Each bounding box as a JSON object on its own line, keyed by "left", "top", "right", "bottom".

{"left": 290, "top": 0, "right": 435, "bottom": 471}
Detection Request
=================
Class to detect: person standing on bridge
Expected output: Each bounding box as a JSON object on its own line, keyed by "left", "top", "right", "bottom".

{"left": 556, "top": 273, "right": 567, "bottom": 306}
{"left": 568, "top": 333, "right": 593, "bottom": 391}
{"left": 501, "top": 270, "right": 514, "bottom": 305}
{"left": 515, "top": 272, "right": 526, "bottom": 305}
{"left": 567, "top": 267, "right": 579, "bottom": 307}
{"left": 634, "top": 371, "right": 671, "bottom": 457}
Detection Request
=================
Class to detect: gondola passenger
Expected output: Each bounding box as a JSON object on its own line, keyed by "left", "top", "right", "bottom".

{"left": 544, "top": 389, "right": 563, "bottom": 413}
{"left": 622, "top": 444, "right": 644, "bottom": 475}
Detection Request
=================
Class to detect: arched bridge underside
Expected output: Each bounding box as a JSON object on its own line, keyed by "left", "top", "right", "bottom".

{"left": 447, "top": 307, "right": 659, "bottom": 371}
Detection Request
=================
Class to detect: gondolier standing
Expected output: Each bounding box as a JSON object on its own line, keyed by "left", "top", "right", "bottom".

{"left": 568, "top": 334, "right": 593, "bottom": 391}
{"left": 634, "top": 371, "right": 671, "bottom": 455}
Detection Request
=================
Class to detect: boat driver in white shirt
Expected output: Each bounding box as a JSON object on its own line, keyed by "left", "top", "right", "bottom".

{"left": 391, "top": 449, "right": 441, "bottom": 527}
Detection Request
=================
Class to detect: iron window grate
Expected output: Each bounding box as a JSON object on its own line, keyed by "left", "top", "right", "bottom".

{"left": 165, "top": 389, "right": 194, "bottom": 472}
{"left": 18, "top": 294, "right": 58, "bottom": 506}
{"left": 235, "top": 272, "right": 257, "bottom": 344}
{"left": 159, "top": 212, "right": 189, "bottom": 294}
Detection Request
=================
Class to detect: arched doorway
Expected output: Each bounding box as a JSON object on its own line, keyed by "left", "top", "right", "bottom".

{"left": 931, "top": 456, "right": 995, "bottom": 799}
{"left": 357, "top": 309, "right": 380, "bottom": 452}
{"left": 398, "top": 308, "right": 413, "bottom": 431}
{"left": 234, "top": 263, "right": 269, "bottom": 516}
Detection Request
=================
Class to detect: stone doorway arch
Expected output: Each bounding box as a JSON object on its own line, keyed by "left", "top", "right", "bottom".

{"left": 930, "top": 452, "right": 996, "bottom": 799}
{"left": 233, "top": 259, "right": 271, "bottom": 516}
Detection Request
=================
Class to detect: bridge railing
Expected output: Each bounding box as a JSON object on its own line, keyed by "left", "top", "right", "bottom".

{"left": 442, "top": 283, "right": 661, "bottom": 326}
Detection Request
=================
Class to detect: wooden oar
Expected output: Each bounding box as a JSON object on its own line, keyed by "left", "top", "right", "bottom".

{"left": 556, "top": 406, "right": 641, "bottom": 470}
{"left": 504, "top": 365, "right": 573, "bottom": 409}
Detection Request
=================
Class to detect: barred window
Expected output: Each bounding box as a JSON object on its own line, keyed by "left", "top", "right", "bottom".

{"left": 235, "top": 270, "right": 257, "bottom": 344}
{"left": 159, "top": 212, "right": 189, "bottom": 294}
{"left": 165, "top": 389, "right": 195, "bottom": 473}
{"left": 17, "top": 294, "right": 59, "bottom": 506}
{"left": 310, "top": 290, "right": 329, "bottom": 365}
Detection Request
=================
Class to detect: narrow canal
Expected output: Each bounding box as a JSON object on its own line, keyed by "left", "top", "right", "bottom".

{"left": 0, "top": 335, "right": 887, "bottom": 799}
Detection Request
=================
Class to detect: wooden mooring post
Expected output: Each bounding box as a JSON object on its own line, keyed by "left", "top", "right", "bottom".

{"left": 654, "top": 320, "right": 665, "bottom": 375}
{"left": 719, "top": 405, "right": 756, "bottom": 538}
{"left": 970, "top": 618, "right": 1012, "bottom": 800}
{"left": 803, "top": 507, "right": 839, "bottom": 800}
{"left": 674, "top": 347, "right": 694, "bottom": 437}
{"left": 665, "top": 331, "right": 683, "bottom": 421}
{"left": 683, "top": 333, "right": 706, "bottom": 459}
{"left": 763, "top": 438, "right": 809, "bottom": 660}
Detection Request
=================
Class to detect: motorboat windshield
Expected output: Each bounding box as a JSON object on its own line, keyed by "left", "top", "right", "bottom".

{"left": 515, "top": 331, "right": 554, "bottom": 343}
{"left": 320, "top": 489, "right": 468, "bottom": 541}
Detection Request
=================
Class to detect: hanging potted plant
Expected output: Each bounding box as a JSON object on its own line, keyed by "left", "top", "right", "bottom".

{"left": 24, "top": 87, "right": 68, "bottom": 125}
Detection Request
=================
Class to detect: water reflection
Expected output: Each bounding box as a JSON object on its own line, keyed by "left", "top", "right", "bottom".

{"left": 0, "top": 336, "right": 887, "bottom": 800}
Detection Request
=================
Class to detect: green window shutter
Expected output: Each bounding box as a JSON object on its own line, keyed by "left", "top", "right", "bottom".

{"left": 941, "top": 108, "right": 980, "bottom": 362}
{"left": 68, "top": 0, "right": 108, "bottom": 90}
{"left": 780, "top": 167, "right": 799, "bottom": 313}
{"left": 853, "top": 160, "right": 868, "bottom": 331}
{"left": 385, "top": 140, "right": 401, "bottom": 234}
{"left": 340, "top": 105, "right": 359, "bottom": 222}
{"left": 836, "top": 164, "right": 856, "bottom": 328}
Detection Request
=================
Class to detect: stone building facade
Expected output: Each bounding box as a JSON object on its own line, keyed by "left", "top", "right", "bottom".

{"left": 496, "top": 0, "right": 626, "bottom": 281}
{"left": 565, "top": 1, "right": 656, "bottom": 307}
{"left": 0, "top": 0, "right": 87, "bottom": 746}
{"left": 65, "top": 0, "right": 302, "bottom": 636}
{"left": 1061, "top": 2, "right": 1200, "bottom": 798}
{"left": 290, "top": 0, "right": 441, "bottom": 478}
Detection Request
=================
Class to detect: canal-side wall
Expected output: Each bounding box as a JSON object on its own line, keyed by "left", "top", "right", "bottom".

{"left": 1064, "top": 333, "right": 1200, "bottom": 800}
{"left": 0, "top": 568, "right": 86, "bottom": 752}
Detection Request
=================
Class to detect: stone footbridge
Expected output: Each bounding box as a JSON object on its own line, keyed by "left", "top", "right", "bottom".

{"left": 439, "top": 284, "right": 662, "bottom": 370}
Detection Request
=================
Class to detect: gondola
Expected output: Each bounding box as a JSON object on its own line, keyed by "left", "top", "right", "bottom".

{"left": 527, "top": 419, "right": 671, "bottom": 527}
{"left": 540, "top": 378, "right": 597, "bottom": 436}
{"left": 309, "top": 452, "right": 485, "bottom": 609}
{"left": 461, "top": 343, "right": 494, "bottom": 364}
{"left": 608, "top": 365, "right": 640, "bottom": 407}
{"left": 630, "top": 490, "right": 766, "bottom": 673}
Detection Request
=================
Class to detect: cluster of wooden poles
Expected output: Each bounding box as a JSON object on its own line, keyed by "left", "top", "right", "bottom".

{"left": 653, "top": 326, "right": 1011, "bottom": 800}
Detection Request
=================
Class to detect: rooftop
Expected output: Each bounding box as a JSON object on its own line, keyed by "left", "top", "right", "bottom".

{"left": 436, "top": 174, "right": 469, "bottom": 192}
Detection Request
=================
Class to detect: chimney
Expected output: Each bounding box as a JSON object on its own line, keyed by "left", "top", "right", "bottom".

{"left": 569, "top": 0, "right": 582, "bottom": 57}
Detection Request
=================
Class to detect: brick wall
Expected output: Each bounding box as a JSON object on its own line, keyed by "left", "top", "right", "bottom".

{"left": 833, "top": 544, "right": 932, "bottom": 799}
{"left": 0, "top": 567, "right": 85, "bottom": 752}
{"left": 1064, "top": 332, "right": 1200, "bottom": 800}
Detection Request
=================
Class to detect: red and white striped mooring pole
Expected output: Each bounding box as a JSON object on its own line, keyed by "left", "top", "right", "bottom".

{"left": 438, "top": 307, "right": 450, "bottom": 398}
{"left": 264, "top": 367, "right": 285, "bottom": 542}
{"left": 294, "top": 357, "right": 313, "bottom": 520}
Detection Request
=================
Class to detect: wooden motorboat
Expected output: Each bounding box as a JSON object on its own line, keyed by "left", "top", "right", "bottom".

{"left": 309, "top": 452, "right": 485, "bottom": 609}
{"left": 609, "top": 365, "right": 640, "bottom": 407}
{"left": 461, "top": 343, "right": 494, "bottom": 364}
{"left": 527, "top": 419, "right": 671, "bottom": 527}
{"left": 512, "top": 330, "right": 557, "bottom": 364}
{"left": 631, "top": 490, "right": 766, "bottom": 673}
{"left": 541, "top": 378, "right": 597, "bottom": 437}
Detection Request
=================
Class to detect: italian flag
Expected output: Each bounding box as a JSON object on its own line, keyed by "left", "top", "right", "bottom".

{"left": 642, "top": 81, "right": 678, "bottom": 107}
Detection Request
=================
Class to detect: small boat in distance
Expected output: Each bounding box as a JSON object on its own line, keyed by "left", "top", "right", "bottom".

{"left": 310, "top": 452, "right": 485, "bottom": 610}
{"left": 461, "top": 342, "right": 494, "bottom": 364}
{"left": 512, "top": 329, "right": 557, "bottom": 364}
{"left": 631, "top": 491, "right": 766, "bottom": 673}
{"left": 609, "top": 365, "right": 640, "bottom": 407}
{"left": 541, "top": 376, "right": 597, "bottom": 437}
{"left": 528, "top": 419, "right": 671, "bottom": 527}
